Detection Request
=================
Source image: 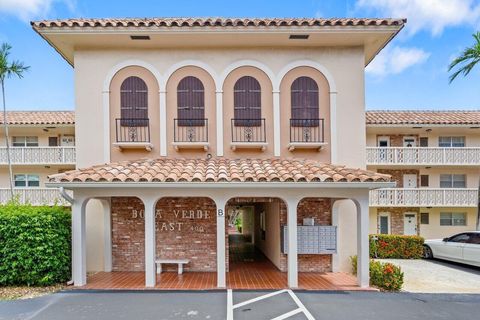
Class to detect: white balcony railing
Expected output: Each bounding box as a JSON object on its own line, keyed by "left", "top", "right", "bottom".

{"left": 370, "top": 188, "right": 479, "bottom": 207}
{"left": 366, "top": 147, "right": 480, "bottom": 165}
{"left": 0, "top": 188, "right": 71, "bottom": 206}
{"left": 0, "top": 147, "right": 76, "bottom": 165}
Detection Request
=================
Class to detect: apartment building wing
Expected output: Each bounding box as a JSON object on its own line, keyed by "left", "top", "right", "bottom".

{"left": 366, "top": 110, "right": 480, "bottom": 239}
{"left": 0, "top": 111, "right": 75, "bottom": 206}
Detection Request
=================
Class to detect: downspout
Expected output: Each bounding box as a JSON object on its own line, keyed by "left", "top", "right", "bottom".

{"left": 59, "top": 187, "right": 74, "bottom": 204}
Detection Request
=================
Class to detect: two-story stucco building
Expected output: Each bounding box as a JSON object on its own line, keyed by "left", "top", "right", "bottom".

{"left": 29, "top": 17, "right": 409, "bottom": 290}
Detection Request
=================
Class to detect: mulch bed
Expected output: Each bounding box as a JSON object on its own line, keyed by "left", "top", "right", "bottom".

{"left": 0, "top": 284, "right": 65, "bottom": 300}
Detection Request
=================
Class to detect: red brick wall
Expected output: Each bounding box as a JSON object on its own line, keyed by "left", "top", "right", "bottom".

{"left": 278, "top": 198, "right": 333, "bottom": 273}
{"left": 377, "top": 169, "right": 419, "bottom": 187}
{"left": 111, "top": 197, "right": 145, "bottom": 272}
{"left": 111, "top": 197, "right": 225, "bottom": 272}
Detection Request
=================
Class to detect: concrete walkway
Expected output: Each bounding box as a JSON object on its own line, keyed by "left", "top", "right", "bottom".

{"left": 380, "top": 259, "right": 480, "bottom": 293}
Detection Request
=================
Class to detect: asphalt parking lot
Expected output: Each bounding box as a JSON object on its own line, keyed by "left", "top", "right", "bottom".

{"left": 1, "top": 290, "right": 480, "bottom": 320}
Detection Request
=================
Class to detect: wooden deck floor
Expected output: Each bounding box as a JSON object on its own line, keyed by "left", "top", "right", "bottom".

{"left": 81, "top": 235, "right": 368, "bottom": 291}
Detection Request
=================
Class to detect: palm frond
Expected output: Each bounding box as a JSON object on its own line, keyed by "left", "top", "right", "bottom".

{"left": 449, "top": 32, "right": 480, "bottom": 83}
{"left": 0, "top": 43, "right": 29, "bottom": 81}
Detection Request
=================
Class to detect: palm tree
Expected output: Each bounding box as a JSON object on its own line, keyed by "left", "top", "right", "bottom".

{"left": 448, "top": 32, "right": 480, "bottom": 231}
{"left": 0, "top": 43, "right": 29, "bottom": 200}
{"left": 448, "top": 32, "right": 480, "bottom": 83}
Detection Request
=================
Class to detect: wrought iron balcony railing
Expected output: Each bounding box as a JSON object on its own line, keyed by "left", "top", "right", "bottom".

{"left": 115, "top": 118, "right": 150, "bottom": 143}
{"left": 290, "top": 118, "right": 325, "bottom": 143}
{"left": 174, "top": 118, "right": 208, "bottom": 143}
{"left": 231, "top": 118, "right": 266, "bottom": 143}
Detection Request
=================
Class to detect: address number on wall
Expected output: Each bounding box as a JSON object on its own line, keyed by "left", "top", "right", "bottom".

{"left": 217, "top": 209, "right": 224, "bottom": 217}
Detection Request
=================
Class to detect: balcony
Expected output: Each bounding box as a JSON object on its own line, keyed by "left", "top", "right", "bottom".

{"left": 366, "top": 147, "right": 480, "bottom": 166}
{"left": 173, "top": 118, "right": 209, "bottom": 151}
{"left": 0, "top": 147, "right": 75, "bottom": 165}
{"left": 288, "top": 118, "right": 326, "bottom": 151}
{"left": 230, "top": 118, "right": 267, "bottom": 151}
{"left": 0, "top": 188, "right": 72, "bottom": 206}
{"left": 114, "top": 118, "right": 152, "bottom": 151}
{"left": 370, "top": 188, "right": 479, "bottom": 207}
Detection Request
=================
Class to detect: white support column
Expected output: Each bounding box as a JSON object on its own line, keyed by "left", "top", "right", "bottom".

{"left": 159, "top": 91, "right": 167, "bottom": 156}
{"left": 216, "top": 91, "right": 224, "bottom": 157}
{"left": 329, "top": 91, "right": 337, "bottom": 164}
{"left": 355, "top": 194, "right": 370, "bottom": 288}
{"left": 100, "top": 198, "right": 112, "bottom": 272}
{"left": 286, "top": 198, "right": 300, "bottom": 288}
{"left": 143, "top": 197, "right": 157, "bottom": 287}
{"left": 273, "top": 91, "right": 281, "bottom": 157}
{"left": 72, "top": 199, "right": 87, "bottom": 286}
{"left": 215, "top": 198, "right": 227, "bottom": 288}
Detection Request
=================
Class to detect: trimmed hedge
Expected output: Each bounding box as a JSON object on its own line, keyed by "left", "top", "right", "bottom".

{"left": 0, "top": 203, "right": 71, "bottom": 286}
{"left": 351, "top": 256, "right": 404, "bottom": 291}
{"left": 370, "top": 234, "right": 424, "bottom": 259}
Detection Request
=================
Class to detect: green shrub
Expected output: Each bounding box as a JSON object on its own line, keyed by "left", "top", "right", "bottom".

{"left": 370, "top": 234, "right": 424, "bottom": 259}
{"left": 351, "top": 256, "right": 404, "bottom": 291}
{"left": 0, "top": 203, "right": 71, "bottom": 286}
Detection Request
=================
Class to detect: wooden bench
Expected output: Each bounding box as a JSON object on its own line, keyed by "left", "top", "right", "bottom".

{"left": 155, "top": 259, "right": 190, "bottom": 275}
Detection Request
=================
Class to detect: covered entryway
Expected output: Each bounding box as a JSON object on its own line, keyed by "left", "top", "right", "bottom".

{"left": 46, "top": 158, "right": 394, "bottom": 290}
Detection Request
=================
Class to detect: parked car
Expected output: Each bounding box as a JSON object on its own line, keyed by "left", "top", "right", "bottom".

{"left": 423, "top": 231, "right": 480, "bottom": 267}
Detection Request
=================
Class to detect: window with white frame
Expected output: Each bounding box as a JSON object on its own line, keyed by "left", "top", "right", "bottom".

{"left": 14, "top": 174, "right": 40, "bottom": 187}
{"left": 440, "top": 174, "right": 466, "bottom": 188}
{"left": 378, "top": 212, "right": 390, "bottom": 234}
{"left": 440, "top": 212, "right": 466, "bottom": 226}
{"left": 12, "top": 136, "right": 38, "bottom": 147}
{"left": 439, "top": 136, "right": 465, "bottom": 147}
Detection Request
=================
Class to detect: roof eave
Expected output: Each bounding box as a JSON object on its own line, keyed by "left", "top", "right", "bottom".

{"left": 46, "top": 181, "right": 396, "bottom": 190}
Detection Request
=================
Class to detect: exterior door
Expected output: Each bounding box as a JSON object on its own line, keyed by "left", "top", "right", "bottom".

{"left": 403, "top": 136, "right": 416, "bottom": 147}
{"left": 403, "top": 174, "right": 417, "bottom": 188}
{"left": 377, "top": 136, "right": 390, "bottom": 162}
{"left": 403, "top": 213, "right": 417, "bottom": 235}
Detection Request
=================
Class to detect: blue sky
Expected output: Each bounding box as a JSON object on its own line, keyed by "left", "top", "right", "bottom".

{"left": 0, "top": 0, "right": 479, "bottom": 111}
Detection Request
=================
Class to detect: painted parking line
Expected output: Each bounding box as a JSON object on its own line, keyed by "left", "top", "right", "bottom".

{"left": 227, "top": 289, "right": 315, "bottom": 320}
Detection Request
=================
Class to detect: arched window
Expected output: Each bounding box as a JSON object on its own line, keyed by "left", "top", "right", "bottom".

{"left": 234, "top": 76, "right": 261, "bottom": 126}
{"left": 177, "top": 76, "right": 205, "bottom": 126}
{"left": 120, "top": 76, "right": 148, "bottom": 126}
{"left": 291, "top": 76, "right": 319, "bottom": 126}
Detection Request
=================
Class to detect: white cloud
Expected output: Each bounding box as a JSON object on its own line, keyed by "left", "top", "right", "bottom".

{"left": 356, "top": 0, "right": 480, "bottom": 36}
{"left": 0, "top": 0, "right": 75, "bottom": 21}
{"left": 366, "top": 46, "right": 430, "bottom": 76}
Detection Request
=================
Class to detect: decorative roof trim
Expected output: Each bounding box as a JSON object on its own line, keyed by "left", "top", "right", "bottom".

{"left": 31, "top": 18, "right": 406, "bottom": 29}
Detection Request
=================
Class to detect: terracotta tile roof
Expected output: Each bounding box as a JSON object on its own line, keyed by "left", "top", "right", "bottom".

{"left": 48, "top": 158, "right": 391, "bottom": 184}
{"left": 366, "top": 110, "right": 480, "bottom": 125}
{"left": 31, "top": 17, "right": 406, "bottom": 29}
{"left": 0, "top": 111, "right": 75, "bottom": 125}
